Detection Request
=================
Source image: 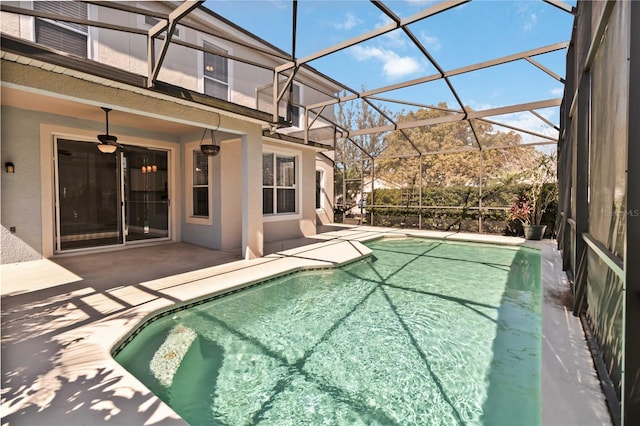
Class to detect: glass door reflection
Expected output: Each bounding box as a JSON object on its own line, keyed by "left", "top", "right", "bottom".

{"left": 56, "top": 139, "right": 123, "bottom": 250}
{"left": 124, "top": 147, "right": 169, "bottom": 242}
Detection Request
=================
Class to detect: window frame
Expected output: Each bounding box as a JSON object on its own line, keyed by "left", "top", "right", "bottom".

{"left": 262, "top": 147, "right": 302, "bottom": 221}
{"left": 315, "top": 169, "right": 324, "bottom": 210}
{"left": 185, "top": 141, "right": 213, "bottom": 225}
{"left": 290, "top": 83, "right": 304, "bottom": 129}
{"left": 33, "top": 1, "right": 91, "bottom": 58}
{"left": 197, "top": 35, "right": 233, "bottom": 101}
{"left": 137, "top": 13, "right": 183, "bottom": 39}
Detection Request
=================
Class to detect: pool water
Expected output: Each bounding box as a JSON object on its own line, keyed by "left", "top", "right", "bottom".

{"left": 114, "top": 238, "right": 541, "bottom": 425}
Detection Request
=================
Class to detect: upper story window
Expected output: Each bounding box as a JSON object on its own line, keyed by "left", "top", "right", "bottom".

{"left": 203, "top": 40, "right": 229, "bottom": 100}
{"left": 290, "top": 83, "right": 302, "bottom": 128}
{"left": 263, "top": 152, "right": 297, "bottom": 215}
{"left": 142, "top": 15, "right": 181, "bottom": 38}
{"left": 34, "top": 1, "right": 88, "bottom": 58}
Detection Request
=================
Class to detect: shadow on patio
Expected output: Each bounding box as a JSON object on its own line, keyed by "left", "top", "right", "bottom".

{"left": 1, "top": 242, "right": 243, "bottom": 425}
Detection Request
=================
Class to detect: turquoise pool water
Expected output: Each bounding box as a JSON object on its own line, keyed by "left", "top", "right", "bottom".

{"left": 114, "top": 238, "right": 541, "bottom": 425}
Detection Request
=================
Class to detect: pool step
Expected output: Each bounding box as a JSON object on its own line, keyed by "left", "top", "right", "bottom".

{"left": 149, "top": 324, "right": 197, "bottom": 387}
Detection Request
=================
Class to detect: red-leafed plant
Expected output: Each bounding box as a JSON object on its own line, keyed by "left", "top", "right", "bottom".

{"left": 508, "top": 194, "right": 533, "bottom": 225}
{"left": 508, "top": 152, "right": 558, "bottom": 228}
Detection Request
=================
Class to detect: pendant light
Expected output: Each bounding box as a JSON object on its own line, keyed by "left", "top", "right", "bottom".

{"left": 97, "top": 107, "right": 119, "bottom": 154}
{"left": 200, "top": 113, "right": 221, "bottom": 156}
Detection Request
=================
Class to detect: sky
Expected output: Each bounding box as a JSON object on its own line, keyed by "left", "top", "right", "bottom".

{"left": 203, "top": 0, "right": 576, "bottom": 138}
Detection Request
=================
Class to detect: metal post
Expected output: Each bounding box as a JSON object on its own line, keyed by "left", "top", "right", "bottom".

{"left": 478, "top": 150, "right": 483, "bottom": 233}
{"left": 370, "top": 157, "right": 375, "bottom": 226}
{"left": 572, "top": 84, "right": 591, "bottom": 312}
{"left": 360, "top": 160, "right": 364, "bottom": 225}
{"left": 562, "top": 36, "right": 576, "bottom": 273}
{"left": 623, "top": 1, "right": 640, "bottom": 423}
{"left": 572, "top": 0, "right": 592, "bottom": 317}
{"left": 419, "top": 155, "right": 423, "bottom": 229}
{"left": 342, "top": 162, "right": 347, "bottom": 224}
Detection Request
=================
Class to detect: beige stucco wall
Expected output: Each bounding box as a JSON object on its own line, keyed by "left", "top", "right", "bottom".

{"left": 315, "top": 155, "right": 335, "bottom": 225}
{"left": 262, "top": 140, "right": 317, "bottom": 243}
{"left": 0, "top": 105, "right": 181, "bottom": 263}
{"left": 219, "top": 138, "right": 243, "bottom": 251}
{"left": 1, "top": 106, "right": 45, "bottom": 263}
{"left": 0, "top": 2, "right": 337, "bottom": 122}
{"left": 0, "top": 10, "right": 21, "bottom": 37}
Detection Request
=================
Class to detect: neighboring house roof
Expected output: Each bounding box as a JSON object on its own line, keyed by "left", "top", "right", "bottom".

{"left": 362, "top": 177, "right": 405, "bottom": 192}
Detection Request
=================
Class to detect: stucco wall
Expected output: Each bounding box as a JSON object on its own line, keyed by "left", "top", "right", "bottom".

{"left": 0, "top": 105, "right": 181, "bottom": 264}
{"left": 179, "top": 134, "right": 217, "bottom": 250}
{"left": 0, "top": 3, "right": 337, "bottom": 120}
{"left": 219, "top": 139, "right": 243, "bottom": 251}
{"left": 315, "top": 155, "right": 334, "bottom": 225}
{"left": 262, "top": 144, "right": 317, "bottom": 243}
{"left": 1, "top": 106, "right": 44, "bottom": 263}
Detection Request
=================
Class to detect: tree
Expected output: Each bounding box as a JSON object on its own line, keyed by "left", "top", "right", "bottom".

{"left": 335, "top": 91, "right": 393, "bottom": 207}
{"left": 376, "top": 104, "right": 539, "bottom": 189}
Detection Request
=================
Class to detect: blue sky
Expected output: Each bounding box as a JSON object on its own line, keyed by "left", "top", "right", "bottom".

{"left": 205, "top": 0, "right": 575, "bottom": 135}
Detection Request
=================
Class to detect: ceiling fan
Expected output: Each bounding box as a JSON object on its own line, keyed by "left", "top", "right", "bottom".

{"left": 97, "top": 107, "right": 122, "bottom": 154}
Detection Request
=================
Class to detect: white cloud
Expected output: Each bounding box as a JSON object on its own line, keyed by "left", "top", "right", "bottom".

{"left": 523, "top": 13, "right": 537, "bottom": 31}
{"left": 405, "top": 0, "right": 436, "bottom": 5}
{"left": 373, "top": 14, "right": 408, "bottom": 48}
{"left": 267, "top": 0, "right": 287, "bottom": 10}
{"left": 496, "top": 111, "right": 559, "bottom": 143}
{"left": 375, "top": 14, "right": 393, "bottom": 28}
{"left": 333, "top": 13, "right": 362, "bottom": 30}
{"left": 420, "top": 32, "right": 442, "bottom": 52}
{"left": 351, "top": 45, "right": 422, "bottom": 79}
{"left": 550, "top": 87, "right": 564, "bottom": 96}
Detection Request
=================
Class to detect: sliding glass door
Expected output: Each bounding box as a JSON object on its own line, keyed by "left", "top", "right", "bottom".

{"left": 56, "top": 139, "right": 124, "bottom": 250}
{"left": 123, "top": 147, "right": 169, "bottom": 242}
{"left": 55, "top": 139, "right": 169, "bottom": 252}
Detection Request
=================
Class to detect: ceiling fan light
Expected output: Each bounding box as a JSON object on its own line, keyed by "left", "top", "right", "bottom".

{"left": 98, "top": 134, "right": 118, "bottom": 144}
{"left": 97, "top": 108, "right": 120, "bottom": 154}
{"left": 97, "top": 143, "right": 118, "bottom": 154}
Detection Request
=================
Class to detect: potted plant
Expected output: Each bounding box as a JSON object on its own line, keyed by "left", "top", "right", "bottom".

{"left": 508, "top": 152, "right": 558, "bottom": 240}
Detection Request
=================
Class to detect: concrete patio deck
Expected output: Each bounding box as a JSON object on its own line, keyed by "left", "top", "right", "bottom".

{"left": 1, "top": 226, "right": 612, "bottom": 425}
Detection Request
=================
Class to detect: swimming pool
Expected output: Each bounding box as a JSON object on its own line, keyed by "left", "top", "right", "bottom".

{"left": 114, "top": 238, "right": 541, "bottom": 425}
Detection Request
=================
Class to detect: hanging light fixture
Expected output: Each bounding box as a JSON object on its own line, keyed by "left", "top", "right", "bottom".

{"left": 97, "top": 107, "right": 120, "bottom": 154}
{"left": 200, "top": 113, "right": 221, "bottom": 156}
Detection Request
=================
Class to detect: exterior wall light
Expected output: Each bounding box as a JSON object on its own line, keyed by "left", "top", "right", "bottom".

{"left": 5, "top": 162, "right": 15, "bottom": 173}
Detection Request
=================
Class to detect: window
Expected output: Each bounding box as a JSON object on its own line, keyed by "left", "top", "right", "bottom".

{"left": 142, "top": 15, "right": 181, "bottom": 38}
{"left": 290, "top": 84, "right": 302, "bottom": 128}
{"left": 316, "top": 170, "right": 324, "bottom": 209}
{"left": 192, "top": 150, "right": 209, "bottom": 217}
{"left": 203, "top": 40, "right": 229, "bottom": 100}
{"left": 185, "top": 142, "right": 212, "bottom": 225}
{"left": 34, "top": 1, "right": 88, "bottom": 57}
{"left": 263, "top": 153, "right": 297, "bottom": 215}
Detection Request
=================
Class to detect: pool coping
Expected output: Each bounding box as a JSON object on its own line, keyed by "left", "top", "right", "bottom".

{"left": 2, "top": 227, "right": 612, "bottom": 425}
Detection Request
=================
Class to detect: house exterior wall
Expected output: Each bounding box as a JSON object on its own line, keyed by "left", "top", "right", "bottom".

{"left": 219, "top": 138, "right": 243, "bottom": 251}
{"left": 1, "top": 1, "right": 337, "bottom": 263}
{"left": 1, "top": 106, "right": 45, "bottom": 263}
{"left": 0, "top": 2, "right": 337, "bottom": 126}
{"left": 180, "top": 135, "right": 217, "bottom": 249}
{"left": 0, "top": 104, "right": 182, "bottom": 263}
{"left": 262, "top": 140, "right": 317, "bottom": 243}
{"left": 315, "top": 155, "right": 334, "bottom": 225}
